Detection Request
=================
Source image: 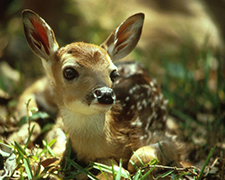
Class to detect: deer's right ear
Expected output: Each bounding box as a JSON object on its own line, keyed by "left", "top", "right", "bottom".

{"left": 22, "top": 9, "right": 59, "bottom": 61}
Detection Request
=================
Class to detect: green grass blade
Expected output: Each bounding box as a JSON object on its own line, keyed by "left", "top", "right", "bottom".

{"left": 93, "top": 162, "right": 114, "bottom": 174}
{"left": 39, "top": 139, "right": 56, "bottom": 157}
{"left": 14, "top": 141, "right": 27, "bottom": 156}
{"left": 14, "top": 141, "right": 26, "bottom": 167}
{"left": 139, "top": 167, "right": 155, "bottom": 180}
{"left": 132, "top": 169, "right": 141, "bottom": 180}
{"left": 115, "top": 159, "right": 122, "bottom": 180}
{"left": 158, "top": 141, "right": 170, "bottom": 163}
{"left": 193, "top": 168, "right": 197, "bottom": 180}
{"left": 23, "top": 158, "right": 33, "bottom": 180}
{"left": 95, "top": 164, "right": 109, "bottom": 180}
{"left": 111, "top": 160, "right": 116, "bottom": 180}
{"left": 132, "top": 151, "right": 145, "bottom": 167}
{"left": 63, "top": 139, "right": 72, "bottom": 171}
{"left": 148, "top": 158, "right": 159, "bottom": 165}
{"left": 24, "top": 124, "right": 35, "bottom": 150}
{"left": 198, "top": 145, "right": 216, "bottom": 180}
{"left": 20, "top": 168, "right": 25, "bottom": 180}
{"left": 34, "top": 162, "right": 41, "bottom": 177}
{"left": 42, "top": 140, "right": 56, "bottom": 157}
{"left": 129, "top": 159, "right": 139, "bottom": 172}
{"left": 47, "top": 138, "right": 56, "bottom": 147}
{"left": 155, "top": 170, "right": 174, "bottom": 179}
{"left": 66, "top": 158, "right": 98, "bottom": 180}
{"left": 93, "top": 161, "right": 130, "bottom": 179}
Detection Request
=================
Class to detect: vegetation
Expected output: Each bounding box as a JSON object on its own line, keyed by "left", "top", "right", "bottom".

{"left": 0, "top": 0, "right": 224, "bottom": 179}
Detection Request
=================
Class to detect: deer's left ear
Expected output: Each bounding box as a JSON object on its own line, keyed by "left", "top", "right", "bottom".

{"left": 101, "top": 13, "right": 144, "bottom": 61}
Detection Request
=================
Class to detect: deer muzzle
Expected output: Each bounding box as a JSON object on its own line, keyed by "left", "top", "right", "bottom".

{"left": 93, "top": 87, "right": 115, "bottom": 105}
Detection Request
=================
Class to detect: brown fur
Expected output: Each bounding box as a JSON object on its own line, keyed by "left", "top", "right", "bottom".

{"left": 20, "top": 10, "right": 181, "bottom": 178}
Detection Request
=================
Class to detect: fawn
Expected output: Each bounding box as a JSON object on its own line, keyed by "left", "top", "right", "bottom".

{"left": 21, "top": 9, "right": 181, "bottom": 176}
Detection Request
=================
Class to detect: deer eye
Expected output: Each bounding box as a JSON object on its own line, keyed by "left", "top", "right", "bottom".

{"left": 110, "top": 70, "right": 120, "bottom": 82}
{"left": 63, "top": 68, "right": 79, "bottom": 80}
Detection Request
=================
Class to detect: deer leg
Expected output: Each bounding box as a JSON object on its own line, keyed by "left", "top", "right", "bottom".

{"left": 128, "top": 136, "right": 181, "bottom": 173}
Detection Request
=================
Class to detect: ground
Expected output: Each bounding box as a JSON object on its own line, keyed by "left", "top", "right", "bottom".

{"left": 0, "top": 1, "right": 225, "bottom": 179}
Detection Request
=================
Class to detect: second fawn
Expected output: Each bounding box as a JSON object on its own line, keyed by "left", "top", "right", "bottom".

{"left": 21, "top": 9, "right": 181, "bottom": 176}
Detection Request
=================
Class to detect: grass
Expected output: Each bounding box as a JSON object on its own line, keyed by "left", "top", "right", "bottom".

{"left": 2, "top": 110, "right": 218, "bottom": 180}
{"left": 3, "top": 101, "right": 59, "bottom": 179}
{"left": 160, "top": 47, "right": 224, "bottom": 178}
{"left": 0, "top": 43, "right": 224, "bottom": 179}
{"left": 0, "top": 2, "right": 224, "bottom": 178}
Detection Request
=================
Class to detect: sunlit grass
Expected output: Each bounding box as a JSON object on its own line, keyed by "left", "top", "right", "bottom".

{"left": 0, "top": 40, "right": 224, "bottom": 179}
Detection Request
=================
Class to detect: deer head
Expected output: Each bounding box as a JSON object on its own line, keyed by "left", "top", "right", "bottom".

{"left": 22, "top": 10, "right": 144, "bottom": 116}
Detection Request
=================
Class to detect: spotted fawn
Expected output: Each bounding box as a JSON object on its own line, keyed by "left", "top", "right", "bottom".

{"left": 21, "top": 9, "right": 180, "bottom": 177}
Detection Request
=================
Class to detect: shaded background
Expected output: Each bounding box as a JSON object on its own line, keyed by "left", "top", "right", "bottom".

{"left": 1, "top": 0, "right": 225, "bottom": 82}
{"left": 0, "top": 0, "right": 225, "bottom": 174}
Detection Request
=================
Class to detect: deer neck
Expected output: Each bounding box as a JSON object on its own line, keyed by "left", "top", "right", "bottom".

{"left": 60, "top": 108, "right": 113, "bottom": 162}
{"left": 61, "top": 108, "right": 110, "bottom": 136}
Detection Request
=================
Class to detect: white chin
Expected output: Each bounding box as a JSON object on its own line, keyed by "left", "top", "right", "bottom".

{"left": 90, "top": 103, "right": 113, "bottom": 113}
{"left": 65, "top": 101, "right": 113, "bottom": 115}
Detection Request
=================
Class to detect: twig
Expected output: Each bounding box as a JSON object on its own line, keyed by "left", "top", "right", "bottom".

{"left": 25, "top": 98, "right": 32, "bottom": 136}
{"left": 144, "top": 164, "right": 200, "bottom": 176}
{"left": 204, "top": 157, "right": 219, "bottom": 176}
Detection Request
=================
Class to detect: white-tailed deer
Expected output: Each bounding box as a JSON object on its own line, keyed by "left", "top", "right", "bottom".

{"left": 21, "top": 9, "right": 181, "bottom": 177}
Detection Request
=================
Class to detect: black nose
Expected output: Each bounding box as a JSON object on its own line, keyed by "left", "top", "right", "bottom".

{"left": 94, "top": 87, "right": 115, "bottom": 104}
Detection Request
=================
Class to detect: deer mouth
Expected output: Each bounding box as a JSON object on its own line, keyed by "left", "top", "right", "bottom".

{"left": 90, "top": 101, "right": 114, "bottom": 113}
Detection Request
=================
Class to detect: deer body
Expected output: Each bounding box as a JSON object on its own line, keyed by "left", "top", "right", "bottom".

{"left": 21, "top": 9, "right": 180, "bottom": 175}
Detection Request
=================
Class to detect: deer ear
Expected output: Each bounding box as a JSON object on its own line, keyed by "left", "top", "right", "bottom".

{"left": 22, "top": 9, "right": 59, "bottom": 61}
{"left": 101, "top": 13, "right": 144, "bottom": 61}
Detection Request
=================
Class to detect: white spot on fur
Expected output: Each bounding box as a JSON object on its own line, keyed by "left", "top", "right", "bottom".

{"left": 150, "top": 81, "right": 154, "bottom": 87}
{"left": 154, "top": 96, "right": 159, "bottom": 102}
{"left": 164, "top": 100, "right": 169, "bottom": 105}
{"left": 130, "top": 105, "right": 135, "bottom": 110}
{"left": 151, "top": 101, "right": 156, "bottom": 108}
{"left": 131, "top": 117, "right": 142, "bottom": 127}
{"left": 152, "top": 79, "right": 157, "bottom": 84}
{"left": 145, "top": 112, "right": 156, "bottom": 132}
{"left": 159, "top": 94, "right": 163, "bottom": 100}
{"left": 125, "top": 96, "right": 130, "bottom": 102}
{"left": 161, "top": 105, "right": 167, "bottom": 110}
{"left": 142, "top": 99, "right": 147, "bottom": 107}
{"left": 152, "top": 87, "right": 157, "bottom": 92}
{"left": 140, "top": 134, "right": 147, "bottom": 140}
{"left": 137, "top": 101, "right": 141, "bottom": 108}
{"left": 137, "top": 105, "right": 143, "bottom": 111}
